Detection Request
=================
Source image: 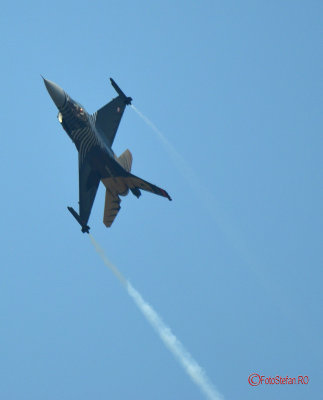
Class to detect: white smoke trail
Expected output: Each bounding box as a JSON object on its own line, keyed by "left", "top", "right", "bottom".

{"left": 131, "top": 105, "right": 304, "bottom": 328}
{"left": 89, "top": 234, "right": 126, "bottom": 286}
{"left": 127, "top": 282, "right": 223, "bottom": 400}
{"left": 130, "top": 105, "right": 272, "bottom": 281}
{"left": 130, "top": 105, "right": 196, "bottom": 184}
{"left": 130, "top": 104, "right": 248, "bottom": 262}
{"left": 89, "top": 234, "right": 223, "bottom": 400}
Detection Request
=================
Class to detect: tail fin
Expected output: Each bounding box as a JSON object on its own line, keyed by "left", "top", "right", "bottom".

{"left": 117, "top": 149, "right": 132, "bottom": 172}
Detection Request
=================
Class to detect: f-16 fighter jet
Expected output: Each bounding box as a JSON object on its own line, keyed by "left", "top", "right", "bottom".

{"left": 43, "top": 77, "right": 171, "bottom": 233}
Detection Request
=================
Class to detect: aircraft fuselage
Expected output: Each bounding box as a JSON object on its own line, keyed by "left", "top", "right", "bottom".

{"left": 43, "top": 77, "right": 170, "bottom": 232}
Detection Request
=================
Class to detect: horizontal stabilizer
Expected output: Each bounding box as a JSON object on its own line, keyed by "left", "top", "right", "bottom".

{"left": 103, "top": 191, "right": 121, "bottom": 227}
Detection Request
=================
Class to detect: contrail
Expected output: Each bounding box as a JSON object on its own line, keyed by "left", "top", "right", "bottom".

{"left": 127, "top": 283, "right": 223, "bottom": 400}
{"left": 130, "top": 105, "right": 273, "bottom": 288}
{"left": 89, "top": 234, "right": 127, "bottom": 286}
{"left": 131, "top": 105, "right": 308, "bottom": 334}
{"left": 131, "top": 105, "right": 196, "bottom": 184}
{"left": 89, "top": 234, "right": 223, "bottom": 400}
{"left": 130, "top": 104, "right": 221, "bottom": 214}
{"left": 130, "top": 105, "right": 245, "bottom": 258}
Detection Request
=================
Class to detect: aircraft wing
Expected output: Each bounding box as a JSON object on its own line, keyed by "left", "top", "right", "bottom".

{"left": 94, "top": 96, "right": 127, "bottom": 147}
{"left": 105, "top": 155, "right": 172, "bottom": 201}
{"left": 125, "top": 174, "right": 172, "bottom": 201}
{"left": 102, "top": 172, "right": 171, "bottom": 229}
{"left": 99, "top": 156, "right": 171, "bottom": 228}
{"left": 78, "top": 154, "right": 100, "bottom": 227}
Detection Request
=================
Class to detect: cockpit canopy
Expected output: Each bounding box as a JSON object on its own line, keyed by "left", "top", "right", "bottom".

{"left": 71, "top": 101, "right": 87, "bottom": 121}
{"left": 57, "top": 98, "right": 88, "bottom": 132}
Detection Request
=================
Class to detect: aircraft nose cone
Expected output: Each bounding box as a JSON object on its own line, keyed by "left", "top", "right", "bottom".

{"left": 43, "top": 77, "right": 66, "bottom": 109}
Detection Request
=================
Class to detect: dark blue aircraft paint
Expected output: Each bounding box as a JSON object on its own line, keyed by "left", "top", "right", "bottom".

{"left": 43, "top": 77, "right": 171, "bottom": 233}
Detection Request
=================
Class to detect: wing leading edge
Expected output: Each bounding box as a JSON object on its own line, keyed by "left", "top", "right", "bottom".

{"left": 125, "top": 174, "right": 172, "bottom": 201}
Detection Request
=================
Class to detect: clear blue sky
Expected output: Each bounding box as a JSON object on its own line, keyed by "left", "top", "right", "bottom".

{"left": 1, "top": 1, "right": 321, "bottom": 399}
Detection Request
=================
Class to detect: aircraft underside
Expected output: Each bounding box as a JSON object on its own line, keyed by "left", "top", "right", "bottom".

{"left": 43, "top": 76, "right": 171, "bottom": 233}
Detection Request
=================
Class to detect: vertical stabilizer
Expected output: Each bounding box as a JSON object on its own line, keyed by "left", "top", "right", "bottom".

{"left": 117, "top": 149, "right": 132, "bottom": 172}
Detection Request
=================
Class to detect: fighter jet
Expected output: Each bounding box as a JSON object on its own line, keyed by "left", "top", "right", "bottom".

{"left": 43, "top": 77, "right": 171, "bottom": 233}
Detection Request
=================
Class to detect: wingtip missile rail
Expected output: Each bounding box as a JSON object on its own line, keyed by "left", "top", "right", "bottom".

{"left": 110, "top": 78, "right": 132, "bottom": 105}
{"left": 67, "top": 207, "right": 90, "bottom": 233}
